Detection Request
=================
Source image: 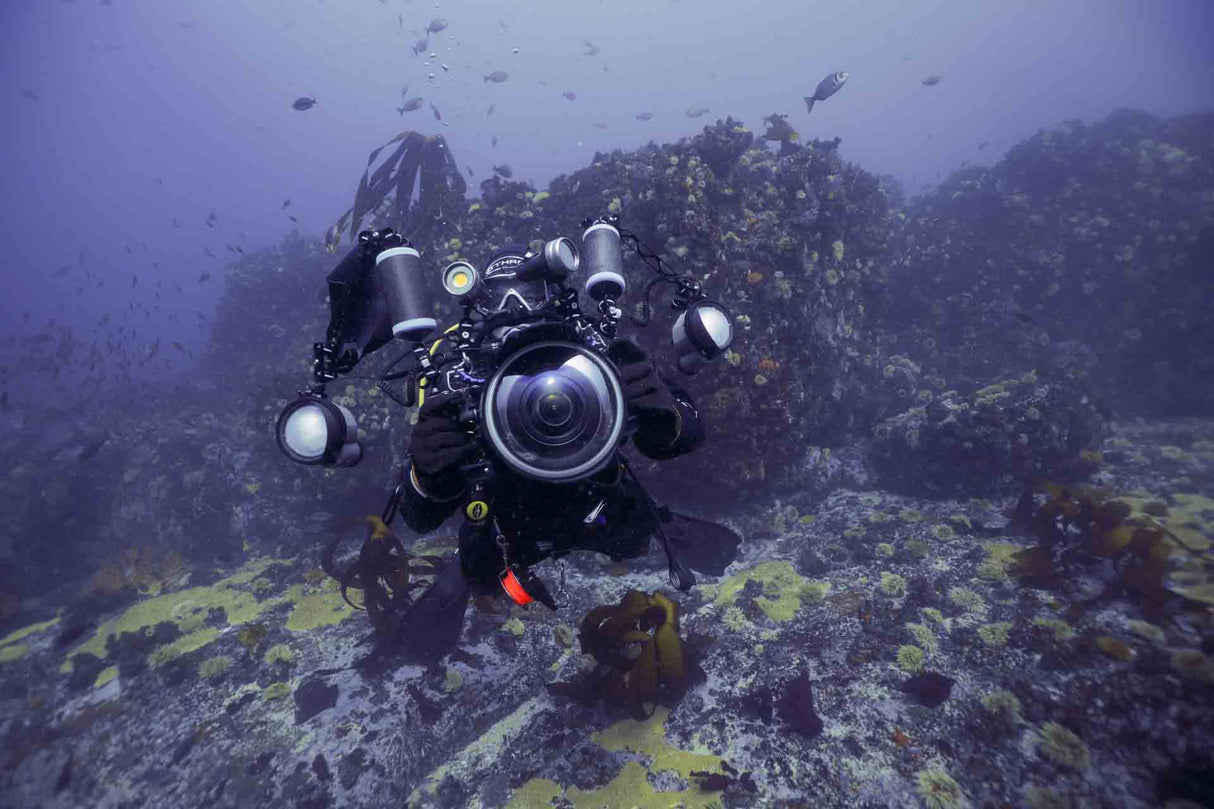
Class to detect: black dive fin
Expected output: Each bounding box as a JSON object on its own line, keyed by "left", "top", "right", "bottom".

{"left": 359, "top": 556, "right": 470, "bottom": 671}
{"left": 660, "top": 511, "right": 742, "bottom": 576}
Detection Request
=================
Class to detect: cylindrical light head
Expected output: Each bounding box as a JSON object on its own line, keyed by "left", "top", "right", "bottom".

{"left": 542, "top": 237, "right": 580, "bottom": 275}
{"left": 442, "top": 260, "right": 483, "bottom": 302}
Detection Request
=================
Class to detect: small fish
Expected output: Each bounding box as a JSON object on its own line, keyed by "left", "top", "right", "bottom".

{"left": 426, "top": 18, "right": 447, "bottom": 34}
{"left": 685, "top": 105, "right": 710, "bottom": 118}
{"left": 55, "top": 265, "right": 70, "bottom": 277}
{"left": 131, "top": 275, "right": 138, "bottom": 287}
{"left": 562, "top": 91, "right": 577, "bottom": 101}
{"left": 484, "top": 71, "right": 508, "bottom": 83}
{"left": 20, "top": 88, "right": 39, "bottom": 102}
{"left": 198, "top": 271, "right": 211, "bottom": 283}
{"left": 282, "top": 199, "right": 291, "bottom": 208}
{"left": 491, "top": 135, "right": 498, "bottom": 147}
{"left": 803, "top": 70, "right": 848, "bottom": 114}
{"left": 204, "top": 248, "right": 215, "bottom": 258}
{"left": 635, "top": 111, "right": 653, "bottom": 121}
{"left": 492, "top": 164, "right": 513, "bottom": 178}
{"left": 398, "top": 13, "right": 403, "bottom": 31}
{"left": 512, "top": 47, "right": 519, "bottom": 54}
{"left": 430, "top": 102, "right": 442, "bottom": 121}
{"left": 486, "top": 104, "right": 496, "bottom": 116}
{"left": 594, "top": 122, "right": 607, "bottom": 130}
{"left": 441, "top": 63, "right": 450, "bottom": 72}
{"left": 288, "top": 214, "right": 298, "bottom": 223}
{"left": 466, "top": 166, "right": 474, "bottom": 177}
{"left": 921, "top": 74, "right": 942, "bottom": 86}
{"left": 205, "top": 209, "right": 217, "bottom": 227}
{"left": 977, "top": 140, "right": 990, "bottom": 150}
{"left": 582, "top": 40, "right": 600, "bottom": 57}
{"left": 292, "top": 96, "right": 318, "bottom": 111}
{"left": 400, "top": 83, "right": 410, "bottom": 98}
{"left": 399, "top": 96, "right": 424, "bottom": 113}
{"left": 172, "top": 217, "right": 180, "bottom": 228}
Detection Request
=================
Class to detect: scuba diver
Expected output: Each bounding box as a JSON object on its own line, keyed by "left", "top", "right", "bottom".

{"left": 394, "top": 244, "right": 731, "bottom": 662}
{"left": 276, "top": 217, "right": 740, "bottom": 669}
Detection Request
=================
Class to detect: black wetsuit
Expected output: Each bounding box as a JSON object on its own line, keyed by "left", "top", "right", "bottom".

{"left": 396, "top": 382, "right": 704, "bottom": 587}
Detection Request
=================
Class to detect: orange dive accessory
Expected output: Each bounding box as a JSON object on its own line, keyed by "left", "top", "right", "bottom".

{"left": 499, "top": 563, "right": 557, "bottom": 610}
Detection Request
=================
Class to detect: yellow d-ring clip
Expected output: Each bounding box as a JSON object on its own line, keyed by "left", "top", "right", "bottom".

{"left": 417, "top": 324, "right": 461, "bottom": 407}
{"left": 465, "top": 500, "right": 489, "bottom": 522}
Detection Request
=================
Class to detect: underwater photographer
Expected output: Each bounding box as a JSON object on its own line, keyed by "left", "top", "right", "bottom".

{"left": 275, "top": 215, "right": 740, "bottom": 667}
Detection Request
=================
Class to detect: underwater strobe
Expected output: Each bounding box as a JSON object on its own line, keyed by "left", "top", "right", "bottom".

{"left": 276, "top": 229, "right": 436, "bottom": 467}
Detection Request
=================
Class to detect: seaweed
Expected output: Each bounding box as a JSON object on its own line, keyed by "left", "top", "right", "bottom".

{"left": 776, "top": 671, "right": 823, "bottom": 736}
{"left": 547, "top": 589, "right": 686, "bottom": 719}
{"left": 90, "top": 545, "right": 188, "bottom": 597}
{"left": 1011, "top": 482, "right": 1213, "bottom": 621}
{"left": 321, "top": 516, "right": 447, "bottom": 637}
{"left": 324, "top": 131, "right": 466, "bottom": 251}
{"left": 901, "top": 671, "right": 955, "bottom": 708}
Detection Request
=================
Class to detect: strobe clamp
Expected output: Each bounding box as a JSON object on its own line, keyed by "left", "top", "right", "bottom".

{"left": 671, "top": 277, "right": 704, "bottom": 310}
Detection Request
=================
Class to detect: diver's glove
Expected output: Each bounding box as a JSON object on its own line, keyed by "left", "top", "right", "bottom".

{"left": 409, "top": 393, "right": 478, "bottom": 498}
{"left": 608, "top": 338, "right": 681, "bottom": 444}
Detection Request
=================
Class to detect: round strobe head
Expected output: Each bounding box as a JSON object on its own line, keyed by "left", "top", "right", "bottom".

{"left": 276, "top": 396, "right": 363, "bottom": 467}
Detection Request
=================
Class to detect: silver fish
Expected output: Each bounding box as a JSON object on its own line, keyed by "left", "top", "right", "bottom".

{"left": 921, "top": 75, "right": 942, "bottom": 86}
{"left": 484, "top": 71, "right": 508, "bottom": 83}
{"left": 803, "top": 71, "right": 848, "bottom": 115}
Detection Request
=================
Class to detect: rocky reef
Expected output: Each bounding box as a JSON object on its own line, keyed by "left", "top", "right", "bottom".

{"left": 1, "top": 108, "right": 1213, "bottom": 809}
{"left": 883, "top": 109, "right": 1214, "bottom": 419}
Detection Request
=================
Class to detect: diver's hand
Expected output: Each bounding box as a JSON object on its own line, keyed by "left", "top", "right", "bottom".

{"left": 410, "top": 394, "right": 478, "bottom": 483}
{"left": 607, "top": 338, "right": 679, "bottom": 429}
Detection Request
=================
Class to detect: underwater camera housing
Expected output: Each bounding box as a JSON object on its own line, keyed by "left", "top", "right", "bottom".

{"left": 275, "top": 216, "right": 734, "bottom": 483}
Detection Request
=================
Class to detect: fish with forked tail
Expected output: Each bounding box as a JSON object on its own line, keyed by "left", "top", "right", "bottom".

{"left": 803, "top": 71, "right": 848, "bottom": 115}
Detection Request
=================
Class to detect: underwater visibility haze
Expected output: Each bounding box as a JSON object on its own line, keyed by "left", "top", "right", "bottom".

{"left": 2, "top": 1, "right": 1214, "bottom": 807}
